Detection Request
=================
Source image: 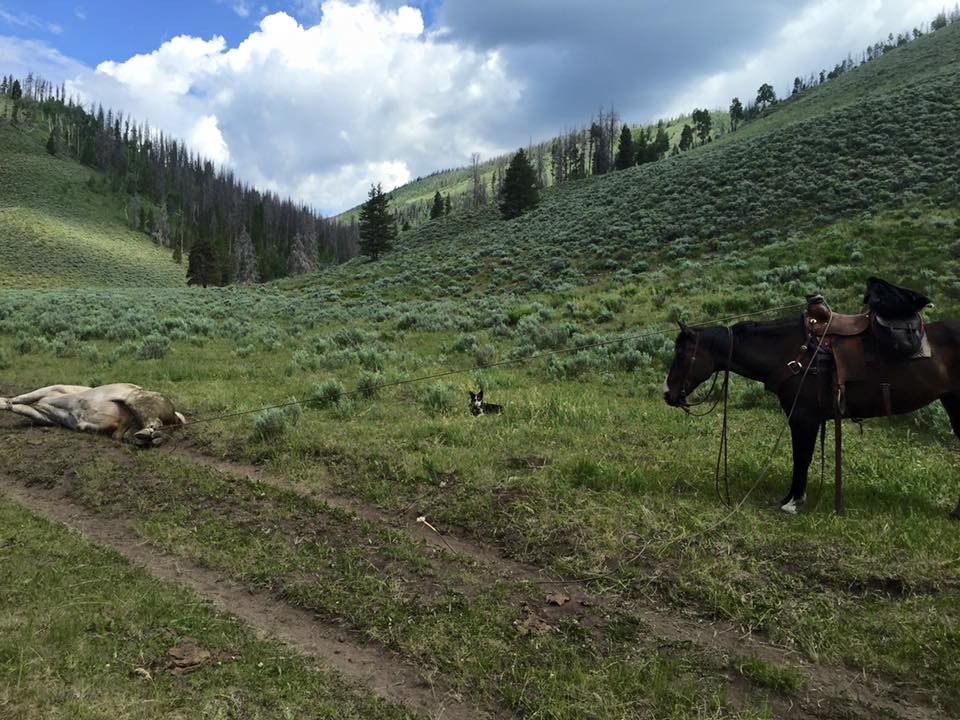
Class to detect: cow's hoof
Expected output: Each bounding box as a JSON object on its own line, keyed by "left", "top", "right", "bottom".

{"left": 133, "top": 427, "right": 168, "bottom": 448}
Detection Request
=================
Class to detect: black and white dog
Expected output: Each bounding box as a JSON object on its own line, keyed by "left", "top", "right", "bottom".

{"left": 469, "top": 389, "right": 502, "bottom": 416}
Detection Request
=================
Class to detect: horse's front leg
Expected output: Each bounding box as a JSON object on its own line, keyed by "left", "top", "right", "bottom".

{"left": 781, "top": 412, "right": 820, "bottom": 514}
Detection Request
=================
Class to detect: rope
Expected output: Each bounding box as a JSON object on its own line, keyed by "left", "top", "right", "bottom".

{"left": 172, "top": 301, "right": 807, "bottom": 429}
{"left": 532, "top": 311, "right": 832, "bottom": 586}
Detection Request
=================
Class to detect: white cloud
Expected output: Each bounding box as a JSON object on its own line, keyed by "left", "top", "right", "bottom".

{"left": 63, "top": 1, "right": 520, "bottom": 214}
{"left": 660, "top": 0, "right": 947, "bottom": 118}
{"left": 189, "top": 115, "right": 231, "bottom": 167}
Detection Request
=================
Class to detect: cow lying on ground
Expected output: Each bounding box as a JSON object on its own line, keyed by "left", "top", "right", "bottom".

{"left": 0, "top": 383, "right": 185, "bottom": 446}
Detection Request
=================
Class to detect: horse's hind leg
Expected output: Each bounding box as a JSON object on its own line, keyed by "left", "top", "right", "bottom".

{"left": 939, "top": 394, "right": 960, "bottom": 520}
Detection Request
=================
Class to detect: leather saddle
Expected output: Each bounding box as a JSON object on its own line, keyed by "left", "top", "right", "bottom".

{"left": 803, "top": 292, "right": 927, "bottom": 414}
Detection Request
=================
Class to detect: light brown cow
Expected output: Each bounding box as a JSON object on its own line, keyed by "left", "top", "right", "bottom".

{"left": 0, "top": 383, "right": 185, "bottom": 446}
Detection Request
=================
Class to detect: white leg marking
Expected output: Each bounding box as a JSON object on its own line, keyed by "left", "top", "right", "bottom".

{"left": 779, "top": 498, "right": 798, "bottom": 514}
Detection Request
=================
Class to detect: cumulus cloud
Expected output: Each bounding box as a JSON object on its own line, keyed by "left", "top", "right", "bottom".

{"left": 661, "top": 0, "right": 947, "bottom": 117}
{"left": 64, "top": 1, "right": 520, "bottom": 214}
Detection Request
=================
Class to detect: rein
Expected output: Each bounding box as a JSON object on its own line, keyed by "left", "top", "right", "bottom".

{"left": 676, "top": 326, "right": 736, "bottom": 506}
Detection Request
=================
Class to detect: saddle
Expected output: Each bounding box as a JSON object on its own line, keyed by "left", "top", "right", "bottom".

{"left": 766, "top": 279, "right": 931, "bottom": 415}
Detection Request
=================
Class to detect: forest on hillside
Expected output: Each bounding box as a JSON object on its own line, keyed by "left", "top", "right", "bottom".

{"left": 0, "top": 76, "right": 359, "bottom": 285}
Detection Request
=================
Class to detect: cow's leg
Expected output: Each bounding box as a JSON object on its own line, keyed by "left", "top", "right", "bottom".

{"left": 780, "top": 411, "right": 820, "bottom": 514}
{"left": 939, "top": 394, "right": 960, "bottom": 520}
{"left": 6, "top": 403, "right": 57, "bottom": 425}
{"left": 30, "top": 402, "right": 83, "bottom": 430}
{"left": 10, "top": 385, "right": 89, "bottom": 405}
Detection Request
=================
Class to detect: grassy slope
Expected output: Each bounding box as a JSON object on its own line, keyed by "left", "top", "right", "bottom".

{"left": 2, "top": 22, "right": 960, "bottom": 719}
{"left": 335, "top": 111, "right": 728, "bottom": 224}
{"left": 0, "top": 100, "right": 184, "bottom": 289}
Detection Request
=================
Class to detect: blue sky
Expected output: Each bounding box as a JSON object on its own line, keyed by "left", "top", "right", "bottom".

{"left": 0, "top": 1, "right": 947, "bottom": 214}
{"left": 1, "top": 0, "right": 442, "bottom": 65}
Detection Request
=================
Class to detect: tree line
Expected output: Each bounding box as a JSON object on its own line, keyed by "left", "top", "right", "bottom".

{"left": 0, "top": 73, "right": 359, "bottom": 286}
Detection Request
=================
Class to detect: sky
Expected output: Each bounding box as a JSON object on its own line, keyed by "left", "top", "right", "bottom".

{"left": 0, "top": 0, "right": 947, "bottom": 214}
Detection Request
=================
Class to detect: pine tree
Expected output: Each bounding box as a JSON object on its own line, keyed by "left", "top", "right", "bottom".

{"left": 678, "top": 124, "right": 694, "bottom": 151}
{"left": 729, "top": 97, "right": 744, "bottom": 131}
{"left": 187, "top": 236, "right": 217, "bottom": 287}
{"left": 499, "top": 148, "right": 540, "bottom": 219}
{"left": 430, "top": 191, "right": 444, "bottom": 219}
{"left": 358, "top": 183, "right": 397, "bottom": 261}
{"left": 234, "top": 226, "right": 259, "bottom": 283}
{"left": 153, "top": 201, "right": 170, "bottom": 246}
{"left": 46, "top": 130, "right": 56, "bottom": 155}
{"left": 651, "top": 122, "right": 670, "bottom": 161}
{"left": 614, "top": 124, "right": 634, "bottom": 170}
{"left": 286, "top": 229, "right": 315, "bottom": 277}
{"left": 691, "top": 109, "right": 712, "bottom": 144}
{"left": 10, "top": 79, "right": 21, "bottom": 101}
{"left": 444, "top": 194, "right": 452, "bottom": 215}
{"left": 755, "top": 83, "right": 776, "bottom": 109}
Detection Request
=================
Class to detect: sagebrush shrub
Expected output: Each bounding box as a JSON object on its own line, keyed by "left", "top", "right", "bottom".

{"left": 310, "top": 378, "right": 344, "bottom": 408}
{"left": 356, "top": 372, "right": 384, "bottom": 398}
{"left": 137, "top": 334, "right": 170, "bottom": 359}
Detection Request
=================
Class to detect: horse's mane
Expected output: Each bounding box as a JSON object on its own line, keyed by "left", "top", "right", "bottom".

{"left": 731, "top": 315, "right": 804, "bottom": 335}
{"left": 689, "top": 315, "right": 803, "bottom": 355}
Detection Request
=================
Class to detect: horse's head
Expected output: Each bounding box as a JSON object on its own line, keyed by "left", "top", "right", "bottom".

{"left": 663, "top": 323, "right": 719, "bottom": 407}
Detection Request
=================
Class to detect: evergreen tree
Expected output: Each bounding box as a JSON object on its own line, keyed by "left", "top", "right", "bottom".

{"left": 728, "top": 97, "right": 744, "bottom": 131}
{"left": 634, "top": 127, "right": 649, "bottom": 164}
{"left": 755, "top": 83, "right": 776, "bottom": 109}
{"left": 46, "top": 130, "right": 56, "bottom": 155}
{"left": 358, "top": 183, "right": 397, "bottom": 261}
{"left": 10, "top": 79, "right": 21, "bottom": 101}
{"left": 153, "top": 200, "right": 170, "bottom": 246}
{"left": 651, "top": 122, "right": 670, "bottom": 161}
{"left": 691, "top": 109, "right": 712, "bottom": 144}
{"left": 499, "top": 148, "right": 540, "bottom": 219}
{"left": 286, "top": 229, "right": 315, "bottom": 277}
{"left": 430, "top": 190, "right": 444, "bottom": 219}
{"left": 187, "top": 235, "right": 217, "bottom": 287}
{"left": 678, "top": 124, "right": 694, "bottom": 151}
{"left": 444, "top": 194, "right": 452, "bottom": 215}
{"left": 234, "top": 226, "right": 259, "bottom": 283}
{"left": 614, "top": 124, "right": 634, "bottom": 170}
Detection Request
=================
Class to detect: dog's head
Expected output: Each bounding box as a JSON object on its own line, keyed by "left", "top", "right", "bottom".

{"left": 468, "top": 390, "right": 484, "bottom": 416}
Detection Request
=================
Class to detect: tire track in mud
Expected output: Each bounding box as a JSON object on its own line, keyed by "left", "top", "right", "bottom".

{"left": 0, "top": 474, "right": 495, "bottom": 720}
{"left": 168, "top": 445, "right": 948, "bottom": 720}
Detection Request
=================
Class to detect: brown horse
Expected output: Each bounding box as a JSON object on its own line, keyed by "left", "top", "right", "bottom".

{"left": 663, "top": 316, "right": 960, "bottom": 517}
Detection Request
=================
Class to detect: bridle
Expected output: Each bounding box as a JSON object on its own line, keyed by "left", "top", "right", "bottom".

{"left": 674, "top": 326, "right": 734, "bottom": 416}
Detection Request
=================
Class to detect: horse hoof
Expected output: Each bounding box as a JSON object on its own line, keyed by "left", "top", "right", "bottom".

{"left": 779, "top": 499, "right": 799, "bottom": 514}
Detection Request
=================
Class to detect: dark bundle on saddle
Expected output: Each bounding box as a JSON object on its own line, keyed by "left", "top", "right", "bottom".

{"left": 862, "top": 276, "right": 931, "bottom": 319}
{"left": 863, "top": 277, "right": 930, "bottom": 358}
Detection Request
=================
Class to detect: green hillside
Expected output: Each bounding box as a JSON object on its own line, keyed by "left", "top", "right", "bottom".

{"left": 335, "top": 110, "right": 727, "bottom": 226}
{"left": 0, "top": 99, "right": 185, "bottom": 288}
{"left": 313, "top": 21, "right": 960, "bottom": 315}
